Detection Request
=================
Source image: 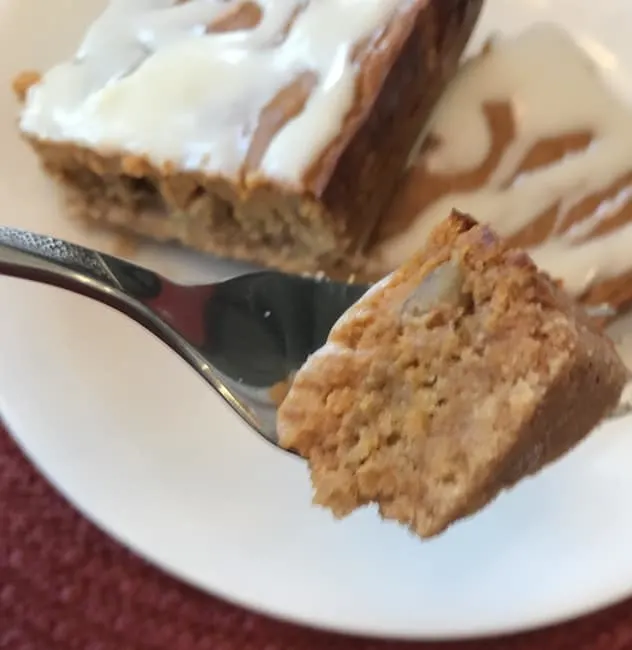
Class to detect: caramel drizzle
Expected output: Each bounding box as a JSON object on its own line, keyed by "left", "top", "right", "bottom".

{"left": 245, "top": 71, "right": 318, "bottom": 172}
{"left": 206, "top": 2, "right": 263, "bottom": 34}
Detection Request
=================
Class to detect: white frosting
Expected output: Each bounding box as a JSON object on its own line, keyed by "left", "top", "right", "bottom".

{"left": 377, "top": 24, "right": 632, "bottom": 297}
{"left": 20, "top": 0, "right": 403, "bottom": 184}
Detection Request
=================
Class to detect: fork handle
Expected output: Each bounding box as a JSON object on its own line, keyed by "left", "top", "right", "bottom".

{"left": 0, "top": 226, "right": 163, "bottom": 300}
{"left": 0, "top": 226, "right": 218, "bottom": 349}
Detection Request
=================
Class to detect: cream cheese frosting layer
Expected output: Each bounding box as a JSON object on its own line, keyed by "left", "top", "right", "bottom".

{"left": 20, "top": 0, "right": 404, "bottom": 185}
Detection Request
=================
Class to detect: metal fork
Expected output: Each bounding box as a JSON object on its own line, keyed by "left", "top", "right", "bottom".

{"left": 0, "top": 226, "right": 629, "bottom": 450}
{"left": 0, "top": 226, "right": 367, "bottom": 447}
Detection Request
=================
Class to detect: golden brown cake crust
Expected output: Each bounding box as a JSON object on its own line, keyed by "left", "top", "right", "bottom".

{"left": 278, "top": 211, "right": 628, "bottom": 538}
{"left": 15, "top": 0, "right": 483, "bottom": 275}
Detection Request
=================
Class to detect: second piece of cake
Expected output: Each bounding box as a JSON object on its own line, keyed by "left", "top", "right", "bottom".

{"left": 278, "top": 211, "right": 628, "bottom": 539}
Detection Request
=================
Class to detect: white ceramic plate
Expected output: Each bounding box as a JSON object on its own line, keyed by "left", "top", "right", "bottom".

{"left": 1, "top": 0, "right": 632, "bottom": 640}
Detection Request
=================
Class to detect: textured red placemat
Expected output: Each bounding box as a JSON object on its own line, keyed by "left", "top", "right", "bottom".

{"left": 3, "top": 423, "right": 632, "bottom": 650}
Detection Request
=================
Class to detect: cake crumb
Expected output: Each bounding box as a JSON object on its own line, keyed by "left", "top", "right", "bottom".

{"left": 112, "top": 232, "right": 140, "bottom": 260}
{"left": 278, "top": 211, "right": 628, "bottom": 539}
{"left": 269, "top": 376, "right": 294, "bottom": 407}
{"left": 12, "top": 70, "right": 41, "bottom": 102}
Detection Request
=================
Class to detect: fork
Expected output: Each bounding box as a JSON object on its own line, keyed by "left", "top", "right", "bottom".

{"left": 0, "top": 226, "right": 367, "bottom": 447}
{"left": 0, "top": 226, "right": 629, "bottom": 450}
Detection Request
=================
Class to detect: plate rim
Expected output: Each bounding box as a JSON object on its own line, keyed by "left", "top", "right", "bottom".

{"left": 4, "top": 408, "right": 632, "bottom": 641}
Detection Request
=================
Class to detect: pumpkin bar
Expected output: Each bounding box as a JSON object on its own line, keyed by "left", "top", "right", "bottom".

{"left": 278, "top": 211, "right": 628, "bottom": 538}
{"left": 369, "top": 24, "right": 632, "bottom": 319}
{"left": 14, "top": 0, "right": 483, "bottom": 275}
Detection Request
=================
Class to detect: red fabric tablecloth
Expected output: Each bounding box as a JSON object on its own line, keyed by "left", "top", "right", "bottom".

{"left": 3, "top": 422, "right": 632, "bottom": 650}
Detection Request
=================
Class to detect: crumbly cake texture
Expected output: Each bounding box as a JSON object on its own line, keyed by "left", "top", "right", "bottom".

{"left": 278, "top": 211, "right": 628, "bottom": 539}
{"left": 14, "top": 0, "right": 483, "bottom": 276}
